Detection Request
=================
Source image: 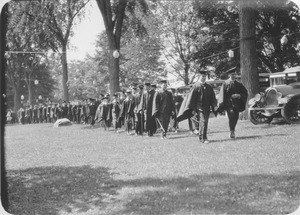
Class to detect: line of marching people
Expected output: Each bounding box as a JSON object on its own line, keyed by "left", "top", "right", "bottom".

{"left": 94, "top": 80, "right": 184, "bottom": 139}
{"left": 9, "top": 99, "right": 98, "bottom": 125}
{"left": 96, "top": 67, "right": 248, "bottom": 143}
{"left": 8, "top": 66, "right": 248, "bottom": 143}
{"left": 7, "top": 81, "right": 184, "bottom": 140}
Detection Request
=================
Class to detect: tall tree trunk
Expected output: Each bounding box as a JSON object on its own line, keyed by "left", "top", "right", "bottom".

{"left": 239, "top": 0, "right": 260, "bottom": 119}
{"left": 13, "top": 85, "right": 21, "bottom": 113}
{"left": 109, "top": 54, "right": 120, "bottom": 94}
{"left": 28, "top": 81, "right": 32, "bottom": 105}
{"left": 184, "top": 64, "right": 190, "bottom": 85}
{"left": 107, "top": 37, "right": 120, "bottom": 94}
{"left": 61, "top": 44, "right": 69, "bottom": 102}
{"left": 14, "top": 91, "right": 21, "bottom": 111}
{"left": 96, "top": 0, "right": 127, "bottom": 95}
{"left": 25, "top": 72, "right": 33, "bottom": 105}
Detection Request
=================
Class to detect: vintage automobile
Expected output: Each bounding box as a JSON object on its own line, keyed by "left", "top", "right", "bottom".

{"left": 248, "top": 66, "right": 300, "bottom": 124}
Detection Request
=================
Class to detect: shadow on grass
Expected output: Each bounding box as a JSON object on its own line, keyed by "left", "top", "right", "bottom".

{"left": 165, "top": 131, "right": 196, "bottom": 140}
{"left": 7, "top": 166, "right": 118, "bottom": 215}
{"left": 244, "top": 120, "right": 294, "bottom": 129}
{"left": 7, "top": 166, "right": 300, "bottom": 215}
{"left": 236, "top": 133, "right": 289, "bottom": 140}
{"left": 209, "top": 133, "right": 289, "bottom": 143}
{"left": 81, "top": 124, "right": 101, "bottom": 129}
{"left": 118, "top": 172, "right": 300, "bottom": 215}
{"left": 208, "top": 130, "right": 230, "bottom": 134}
{"left": 167, "top": 135, "right": 196, "bottom": 140}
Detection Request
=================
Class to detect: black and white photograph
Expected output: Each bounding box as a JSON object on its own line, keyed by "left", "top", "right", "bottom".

{"left": 1, "top": 0, "right": 300, "bottom": 214}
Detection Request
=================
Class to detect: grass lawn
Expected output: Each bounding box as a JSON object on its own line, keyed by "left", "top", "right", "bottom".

{"left": 3, "top": 116, "right": 300, "bottom": 215}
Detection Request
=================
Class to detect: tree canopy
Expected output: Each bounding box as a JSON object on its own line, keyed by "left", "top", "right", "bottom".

{"left": 5, "top": 1, "right": 57, "bottom": 111}
{"left": 193, "top": 0, "right": 300, "bottom": 77}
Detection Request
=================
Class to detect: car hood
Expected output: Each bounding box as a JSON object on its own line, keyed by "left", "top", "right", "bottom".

{"left": 273, "top": 83, "right": 300, "bottom": 97}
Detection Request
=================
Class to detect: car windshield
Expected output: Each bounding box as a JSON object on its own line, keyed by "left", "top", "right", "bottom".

{"left": 270, "top": 71, "right": 300, "bottom": 87}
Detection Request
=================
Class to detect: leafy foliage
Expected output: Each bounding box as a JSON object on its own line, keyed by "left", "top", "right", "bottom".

{"left": 256, "top": 0, "right": 300, "bottom": 72}
{"left": 6, "top": 1, "right": 57, "bottom": 110}
{"left": 120, "top": 9, "right": 167, "bottom": 87}
{"left": 88, "top": 30, "right": 165, "bottom": 92}
{"left": 193, "top": 0, "right": 300, "bottom": 77}
{"left": 193, "top": 0, "right": 240, "bottom": 78}
{"left": 140, "top": 1, "right": 221, "bottom": 85}
{"left": 68, "top": 57, "right": 108, "bottom": 100}
{"left": 6, "top": 0, "right": 90, "bottom": 106}
{"left": 33, "top": 0, "right": 90, "bottom": 51}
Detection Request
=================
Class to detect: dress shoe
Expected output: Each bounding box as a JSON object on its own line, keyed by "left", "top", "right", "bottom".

{"left": 199, "top": 135, "right": 202, "bottom": 142}
{"left": 203, "top": 139, "right": 210, "bottom": 144}
{"left": 230, "top": 131, "right": 235, "bottom": 139}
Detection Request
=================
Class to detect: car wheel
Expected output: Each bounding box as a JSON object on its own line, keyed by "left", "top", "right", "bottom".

{"left": 281, "top": 98, "right": 300, "bottom": 124}
{"left": 248, "top": 104, "right": 273, "bottom": 125}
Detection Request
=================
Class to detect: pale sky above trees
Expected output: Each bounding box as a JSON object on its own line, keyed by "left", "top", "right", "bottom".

{"left": 68, "top": 0, "right": 104, "bottom": 61}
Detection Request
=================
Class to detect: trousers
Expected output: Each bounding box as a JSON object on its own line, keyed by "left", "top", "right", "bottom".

{"left": 226, "top": 107, "right": 239, "bottom": 131}
{"left": 195, "top": 109, "right": 210, "bottom": 140}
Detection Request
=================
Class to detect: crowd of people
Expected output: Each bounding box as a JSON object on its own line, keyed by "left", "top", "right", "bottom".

{"left": 6, "top": 67, "right": 248, "bottom": 143}
{"left": 6, "top": 98, "right": 98, "bottom": 125}
{"left": 6, "top": 81, "right": 184, "bottom": 139}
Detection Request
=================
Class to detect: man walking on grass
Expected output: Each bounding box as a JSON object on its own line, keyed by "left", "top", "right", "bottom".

{"left": 178, "top": 71, "right": 217, "bottom": 143}
{"left": 218, "top": 67, "right": 248, "bottom": 139}
{"left": 153, "top": 80, "right": 175, "bottom": 139}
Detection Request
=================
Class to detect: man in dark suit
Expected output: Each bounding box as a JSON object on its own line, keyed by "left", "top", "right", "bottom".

{"left": 33, "top": 105, "right": 38, "bottom": 123}
{"left": 46, "top": 102, "right": 52, "bottom": 123}
{"left": 27, "top": 105, "right": 33, "bottom": 124}
{"left": 83, "top": 99, "right": 90, "bottom": 124}
{"left": 172, "top": 88, "right": 183, "bottom": 132}
{"left": 95, "top": 96, "right": 111, "bottom": 130}
{"left": 191, "top": 71, "right": 217, "bottom": 143}
{"left": 111, "top": 93, "right": 121, "bottom": 132}
{"left": 88, "top": 98, "right": 97, "bottom": 128}
{"left": 67, "top": 102, "right": 73, "bottom": 121}
{"left": 141, "top": 83, "right": 157, "bottom": 137}
{"left": 153, "top": 80, "right": 175, "bottom": 139}
{"left": 218, "top": 67, "right": 248, "bottom": 139}
{"left": 53, "top": 103, "right": 61, "bottom": 121}
{"left": 177, "top": 71, "right": 217, "bottom": 143}
{"left": 121, "top": 90, "right": 135, "bottom": 135}
{"left": 133, "top": 84, "right": 144, "bottom": 136}
{"left": 42, "top": 104, "right": 47, "bottom": 123}
{"left": 61, "top": 101, "right": 68, "bottom": 119}
{"left": 38, "top": 104, "right": 43, "bottom": 123}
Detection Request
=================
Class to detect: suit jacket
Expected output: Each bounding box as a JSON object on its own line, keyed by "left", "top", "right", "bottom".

{"left": 61, "top": 105, "right": 68, "bottom": 118}
{"left": 121, "top": 98, "right": 135, "bottom": 119}
{"left": 89, "top": 102, "right": 97, "bottom": 116}
{"left": 174, "top": 95, "right": 184, "bottom": 112}
{"left": 153, "top": 90, "right": 175, "bottom": 118}
{"left": 33, "top": 108, "right": 38, "bottom": 118}
{"left": 177, "top": 82, "right": 217, "bottom": 122}
{"left": 218, "top": 79, "right": 248, "bottom": 112}
{"left": 111, "top": 100, "right": 121, "bottom": 119}
{"left": 95, "top": 102, "right": 112, "bottom": 122}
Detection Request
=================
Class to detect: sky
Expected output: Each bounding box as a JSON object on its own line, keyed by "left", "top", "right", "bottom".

{"left": 68, "top": 0, "right": 105, "bottom": 61}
